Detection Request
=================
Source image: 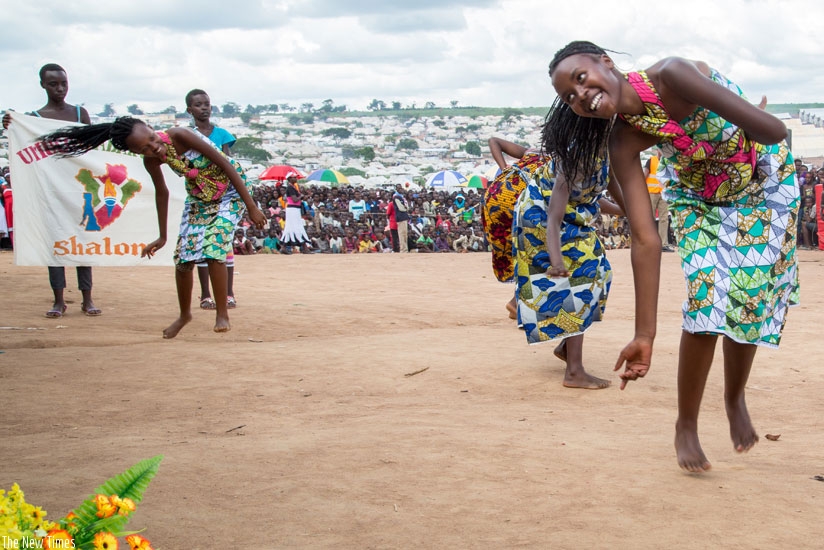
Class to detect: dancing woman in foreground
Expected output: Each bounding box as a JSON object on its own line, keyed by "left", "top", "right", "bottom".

{"left": 548, "top": 40, "right": 799, "bottom": 471}
{"left": 41, "top": 117, "right": 266, "bottom": 338}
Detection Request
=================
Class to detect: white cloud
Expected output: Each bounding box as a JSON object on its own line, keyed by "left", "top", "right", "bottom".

{"left": 1, "top": 0, "right": 823, "bottom": 116}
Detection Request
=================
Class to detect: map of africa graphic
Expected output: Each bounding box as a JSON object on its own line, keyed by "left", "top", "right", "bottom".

{"left": 75, "top": 163, "right": 143, "bottom": 231}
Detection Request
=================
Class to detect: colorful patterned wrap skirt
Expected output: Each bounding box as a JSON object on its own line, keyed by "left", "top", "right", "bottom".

{"left": 174, "top": 158, "right": 249, "bottom": 265}
{"left": 482, "top": 153, "right": 549, "bottom": 282}
{"left": 666, "top": 141, "right": 799, "bottom": 347}
{"left": 514, "top": 160, "right": 612, "bottom": 345}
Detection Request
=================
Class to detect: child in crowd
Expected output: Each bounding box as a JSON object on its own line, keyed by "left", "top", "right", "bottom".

{"left": 262, "top": 229, "right": 281, "bottom": 254}
{"left": 41, "top": 117, "right": 266, "bottom": 338}
{"left": 329, "top": 229, "right": 343, "bottom": 253}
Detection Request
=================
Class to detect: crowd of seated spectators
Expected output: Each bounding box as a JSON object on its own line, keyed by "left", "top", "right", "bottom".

{"left": 236, "top": 183, "right": 489, "bottom": 254}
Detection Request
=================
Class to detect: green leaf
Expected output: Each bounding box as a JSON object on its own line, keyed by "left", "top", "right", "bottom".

{"left": 66, "top": 455, "right": 163, "bottom": 547}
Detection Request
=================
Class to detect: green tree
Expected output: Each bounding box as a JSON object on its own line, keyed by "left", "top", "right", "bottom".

{"left": 127, "top": 104, "right": 144, "bottom": 115}
{"left": 320, "top": 99, "right": 335, "bottom": 112}
{"left": 239, "top": 112, "right": 253, "bottom": 124}
{"left": 501, "top": 108, "right": 523, "bottom": 125}
{"left": 391, "top": 101, "right": 402, "bottom": 110}
{"left": 432, "top": 120, "right": 446, "bottom": 128}
{"left": 450, "top": 100, "right": 459, "bottom": 108}
{"left": 340, "top": 167, "right": 366, "bottom": 177}
{"left": 160, "top": 105, "right": 176, "bottom": 114}
{"left": 353, "top": 146, "right": 375, "bottom": 161}
{"left": 367, "top": 99, "right": 386, "bottom": 111}
{"left": 322, "top": 127, "right": 352, "bottom": 141}
{"left": 222, "top": 102, "right": 240, "bottom": 117}
{"left": 98, "top": 103, "right": 116, "bottom": 117}
{"left": 465, "top": 141, "right": 482, "bottom": 156}
{"left": 424, "top": 101, "right": 436, "bottom": 109}
{"left": 232, "top": 137, "right": 271, "bottom": 164}
{"left": 396, "top": 138, "right": 419, "bottom": 151}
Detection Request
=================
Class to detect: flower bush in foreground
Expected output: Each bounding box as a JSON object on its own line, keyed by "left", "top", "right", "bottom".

{"left": 0, "top": 455, "right": 162, "bottom": 550}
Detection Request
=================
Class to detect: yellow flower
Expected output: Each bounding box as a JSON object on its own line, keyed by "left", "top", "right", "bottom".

{"left": 110, "top": 494, "right": 136, "bottom": 516}
{"left": 125, "top": 534, "right": 154, "bottom": 550}
{"left": 93, "top": 531, "right": 120, "bottom": 550}
{"left": 29, "top": 505, "right": 47, "bottom": 522}
{"left": 44, "top": 529, "right": 74, "bottom": 549}
{"left": 95, "top": 494, "right": 116, "bottom": 518}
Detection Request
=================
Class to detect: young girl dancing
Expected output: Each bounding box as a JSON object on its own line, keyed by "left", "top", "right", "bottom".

{"left": 41, "top": 117, "right": 266, "bottom": 338}
{"left": 482, "top": 137, "right": 549, "bottom": 318}
{"left": 185, "top": 88, "right": 240, "bottom": 311}
{"left": 514, "top": 105, "right": 624, "bottom": 389}
{"left": 548, "top": 41, "right": 799, "bottom": 471}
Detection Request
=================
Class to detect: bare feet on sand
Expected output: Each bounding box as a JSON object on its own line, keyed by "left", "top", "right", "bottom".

{"left": 554, "top": 341, "right": 566, "bottom": 362}
{"left": 726, "top": 395, "right": 759, "bottom": 453}
{"left": 163, "top": 313, "right": 193, "bottom": 339}
{"left": 563, "top": 369, "right": 611, "bottom": 389}
{"left": 505, "top": 297, "right": 517, "bottom": 320}
{"left": 675, "top": 422, "right": 712, "bottom": 473}
{"left": 214, "top": 314, "right": 231, "bottom": 333}
{"left": 553, "top": 341, "right": 610, "bottom": 389}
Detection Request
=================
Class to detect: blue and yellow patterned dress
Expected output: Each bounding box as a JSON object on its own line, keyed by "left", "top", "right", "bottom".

{"left": 514, "top": 158, "right": 612, "bottom": 345}
{"left": 620, "top": 70, "right": 799, "bottom": 347}
{"left": 158, "top": 131, "right": 249, "bottom": 265}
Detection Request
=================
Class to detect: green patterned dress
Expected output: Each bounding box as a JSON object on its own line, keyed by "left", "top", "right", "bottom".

{"left": 158, "top": 131, "right": 249, "bottom": 265}
{"left": 620, "top": 71, "right": 799, "bottom": 347}
{"left": 514, "top": 159, "right": 612, "bottom": 345}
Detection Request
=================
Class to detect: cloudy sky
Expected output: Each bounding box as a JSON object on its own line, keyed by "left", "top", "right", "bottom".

{"left": 2, "top": 0, "right": 822, "bottom": 116}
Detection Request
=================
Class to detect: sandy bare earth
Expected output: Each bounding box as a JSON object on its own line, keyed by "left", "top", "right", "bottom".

{"left": 1, "top": 249, "right": 823, "bottom": 549}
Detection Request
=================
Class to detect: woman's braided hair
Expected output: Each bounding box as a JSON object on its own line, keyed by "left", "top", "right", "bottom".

{"left": 39, "top": 116, "right": 142, "bottom": 157}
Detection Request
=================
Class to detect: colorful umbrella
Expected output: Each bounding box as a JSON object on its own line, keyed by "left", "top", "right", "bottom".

{"left": 259, "top": 165, "right": 305, "bottom": 182}
{"left": 425, "top": 170, "right": 467, "bottom": 188}
{"left": 306, "top": 169, "right": 350, "bottom": 185}
{"left": 483, "top": 165, "right": 503, "bottom": 180}
{"left": 464, "top": 175, "right": 488, "bottom": 189}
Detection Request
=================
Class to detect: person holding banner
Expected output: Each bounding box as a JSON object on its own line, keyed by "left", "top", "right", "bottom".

{"left": 40, "top": 117, "right": 266, "bottom": 338}
{"left": 2, "top": 63, "right": 102, "bottom": 318}
{"left": 185, "top": 89, "right": 240, "bottom": 311}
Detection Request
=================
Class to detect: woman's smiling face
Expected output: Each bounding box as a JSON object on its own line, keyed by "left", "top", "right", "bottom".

{"left": 551, "top": 53, "right": 619, "bottom": 120}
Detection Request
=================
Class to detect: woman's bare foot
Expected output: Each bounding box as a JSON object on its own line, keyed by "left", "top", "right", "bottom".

{"left": 214, "top": 313, "right": 231, "bottom": 333}
{"left": 726, "top": 395, "right": 759, "bottom": 453}
{"left": 163, "top": 313, "right": 193, "bottom": 339}
{"left": 562, "top": 368, "right": 611, "bottom": 389}
{"left": 675, "top": 422, "right": 712, "bottom": 473}
{"left": 505, "top": 297, "right": 517, "bottom": 320}
{"left": 554, "top": 341, "right": 567, "bottom": 362}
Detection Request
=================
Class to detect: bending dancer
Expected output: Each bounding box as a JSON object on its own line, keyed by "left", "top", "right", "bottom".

{"left": 40, "top": 117, "right": 266, "bottom": 338}
{"left": 2, "top": 63, "right": 101, "bottom": 318}
{"left": 548, "top": 41, "right": 799, "bottom": 471}
{"left": 482, "top": 137, "right": 549, "bottom": 319}
{"left": 514, "top": 105, "right": 624, "bottom": 389}
{"left": 185, "top": 89, "right": 240, "bottom": 310}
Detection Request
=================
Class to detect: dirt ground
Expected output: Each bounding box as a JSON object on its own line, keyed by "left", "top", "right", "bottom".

{"left": 1, "top": 249, "right": 823, "bottom": 549}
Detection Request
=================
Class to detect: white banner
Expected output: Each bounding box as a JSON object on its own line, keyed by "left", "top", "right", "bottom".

{"left": 7, "top": 112, "right": 186, "bottom": 266}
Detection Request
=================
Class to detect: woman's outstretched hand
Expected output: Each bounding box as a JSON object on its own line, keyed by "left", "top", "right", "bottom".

{"left": 141, "top": 237, "right": 166, "bottom": 259}
{"left": 614, "top": 337, "right": 653, "bottom": 390}
{"left": 249, "top": 206, "right": 267, "bottom": 229}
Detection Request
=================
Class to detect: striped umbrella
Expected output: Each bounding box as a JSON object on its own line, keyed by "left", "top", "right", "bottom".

{"left": 425, "top": 170, "right": 467, "bottom": 188}
{"left": 306, "top": 169, "right": 350, "bottom": 186}
{"left": 464, "top": 175, "right": 488, "bottom": 189}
